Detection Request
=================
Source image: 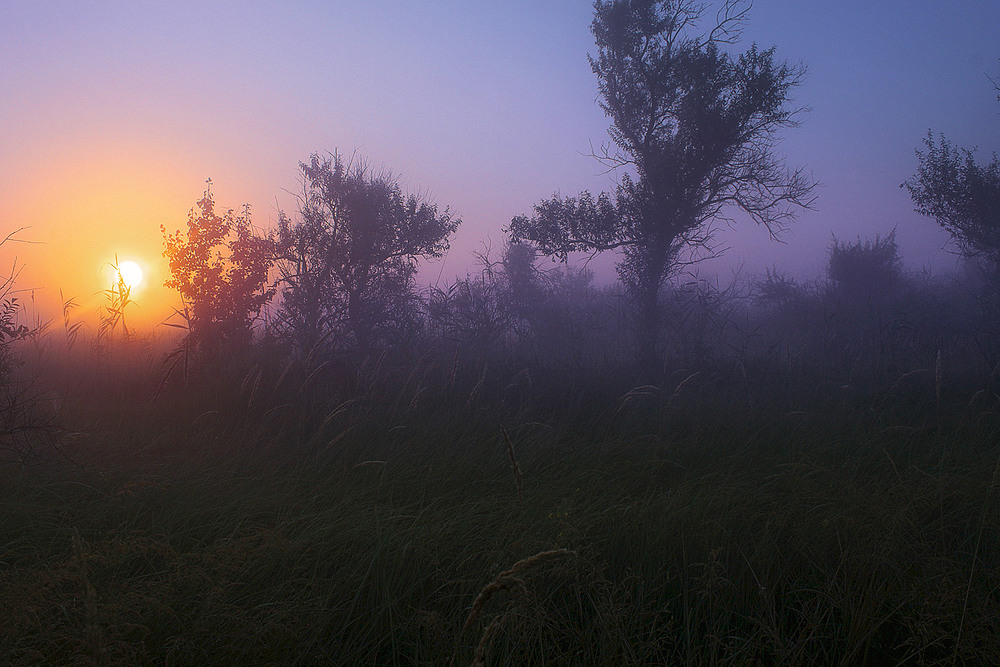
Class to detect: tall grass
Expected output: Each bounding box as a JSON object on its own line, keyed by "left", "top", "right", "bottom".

{"left": 1, "top": 343, "right": 999, "bottom": 665}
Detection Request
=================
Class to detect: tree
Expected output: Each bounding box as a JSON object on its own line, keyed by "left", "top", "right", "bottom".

{"left": 502, "top": 242, "right": 542, "bottom": 315}
{"left": 827, "top": 231, "right": 902, "bottom": 299}
{"left": 904, "top": 133, "right": 1000, "bottom": 269}
{"left": 276, "top": 153, "right": 460, "bottom": 353}
{"left": 509, "top": 0, "right": 814, "bottom": 372}
{"left": 162, "top": 181, "right": 276, "bottom": 355}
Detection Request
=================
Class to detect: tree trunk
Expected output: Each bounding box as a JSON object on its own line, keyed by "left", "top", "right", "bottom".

{"left": 348, "top": 287, "right": 371, "bottom": 353}
{"left": 630, "top": 230, "right": 677, "bottom": 383}
{"left": 636, "top": 279, "right": 660, "bottom": 381}
{"left": 635, "top": 242, "right": 670, "bottom": 382}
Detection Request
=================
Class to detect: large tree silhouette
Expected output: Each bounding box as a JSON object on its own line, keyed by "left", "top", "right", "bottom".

{"left": 277, "top": 153, "right": 459, "bottom": 353}
{"left": 510, "top": 0, "right": 814, "bottom": 372}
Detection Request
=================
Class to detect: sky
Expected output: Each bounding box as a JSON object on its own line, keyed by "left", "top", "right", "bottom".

{"left": 1, "top": 1, "right": 998, "bottom": 333}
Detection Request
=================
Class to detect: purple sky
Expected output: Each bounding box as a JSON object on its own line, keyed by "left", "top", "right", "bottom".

{"left": 1, "top": 1, "right": 997, "bottom": 328}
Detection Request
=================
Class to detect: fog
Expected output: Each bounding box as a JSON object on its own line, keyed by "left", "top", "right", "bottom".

{"left": 2, "top": 1, "right": 998, "bottom": 331}
{"left": 2, "top": 2, "right": 999, "bottom": 663}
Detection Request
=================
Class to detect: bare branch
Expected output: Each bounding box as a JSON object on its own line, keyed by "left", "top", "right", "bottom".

{"left": 706, "top": 0, "right": 751, "bottom": 46}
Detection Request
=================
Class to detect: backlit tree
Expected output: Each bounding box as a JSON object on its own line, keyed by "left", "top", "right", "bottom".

{"left": 276, "top": 153, "right": 459, "bottom": 353}
{"left": 510, "top": 0, "right": 814, "bottom": 372}
{"left": 162, "top": 180, "right": 276, "bottom": 355}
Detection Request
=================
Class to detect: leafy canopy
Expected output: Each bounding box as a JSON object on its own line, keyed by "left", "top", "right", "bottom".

{"left": 510, "top": 0, "right": 814, "bottom": 290}
{"left": 162, "top": 181, "right": 276, "bottom": 351}
{"left": 277, "top": 153, "right": 460, "bottom": 351}
{"left": 904, "top": 133, "right": 1000, "bottom": 268}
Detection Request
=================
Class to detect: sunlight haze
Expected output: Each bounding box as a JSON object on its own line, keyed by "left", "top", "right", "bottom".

{"left": 1, "top": 0, "right": 997, "bottom": 334}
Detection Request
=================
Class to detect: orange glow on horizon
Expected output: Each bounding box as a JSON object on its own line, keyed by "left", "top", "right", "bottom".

{"left": 5, "top": 145, "right": 220, "bottom": 337}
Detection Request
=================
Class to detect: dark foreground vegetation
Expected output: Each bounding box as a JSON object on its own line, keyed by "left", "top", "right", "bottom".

{"left": 2, "top": 274, "right": 1000, "bottom": 665}
{"left": 3, "top": 0, "right": 997, "bottom": 662}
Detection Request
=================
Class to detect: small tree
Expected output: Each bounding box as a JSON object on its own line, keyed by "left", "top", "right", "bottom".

{"left": 502, "top": 242, "right": 542, "bottom": 317}
{"left": 510, "top": 0, "right": 814, "bottom": 373}
{"left": 903, "top": 75, "right": 1000, "bottom": 385}
{"left": 827, "top": 232, "right": 902, "bottom": 299}
{"left": 277, "top": 153, "right": 459, "bottom": 353}
{"left": 162, "top": 180, "right": 276, "bottom": 356}
{"left": 904, "top": 133, "right": 1000, "bottom": 269}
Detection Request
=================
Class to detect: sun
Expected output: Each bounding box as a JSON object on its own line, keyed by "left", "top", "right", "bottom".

{"left": 117, "top": 260, "right": 144, "bottom": 289}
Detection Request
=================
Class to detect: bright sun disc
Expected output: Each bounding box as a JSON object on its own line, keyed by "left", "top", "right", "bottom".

{"left": 117, "top": 261, "right": 143, "bottom": 289}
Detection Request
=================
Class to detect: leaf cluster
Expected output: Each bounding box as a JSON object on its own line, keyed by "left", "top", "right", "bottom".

{"left": 161, "top": 180, "right": 276, "bottom": 350}
{"left": 827, "top": 231, "right": 902, "bottom": 297}
{"left": 0, "top": 298, "right": 30, "bottom": 344}
{"left": 904, "top": 133, "right": 1000, "bottom": 267}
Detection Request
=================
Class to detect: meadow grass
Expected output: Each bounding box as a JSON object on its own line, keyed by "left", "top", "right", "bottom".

{"left": 1, "top": 354, "right": 999, "bottom": 665}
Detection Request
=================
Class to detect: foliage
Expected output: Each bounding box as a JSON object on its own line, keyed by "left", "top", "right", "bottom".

{"left": 11, "top": 191, "right": 1000, "bottom": 661}
{"left": 502, "top": 242, "right": 543, "bottom": 314}
{"left": 0, "top": 231, "right": 51, "bottom": 461}
{"left": 904, "top": 133, "right": 1000, "bottom": 268}
{"left": 0, "top": 291, "right": 32, "bottom": 440}
{"left": 425, "top": 242, "right": 547, "bottom": 353}
{"left": 0, "top": 297, "right": 30, "bottom": 345}
{"left": 161, "top": 181, "right": 277, "bottom": 355}
{"left": 0, "top": 231, "right": 32, "bottom": 350}
{"left": 510, "top": 0, "right": 814, "bottom": 370}
{"left": 904, "top": 117, "right": 1000, "bottom": 385}
{"left": 276, "top": 153, "right": 459, "bottom": 353}
{"left": 753, "top": 268, "right": 804, "bottom": 309}
{"left": 426, "top": 270, "right": 516, "bottom": 350}
{"left": 827, "top": 231, "right": 902, "bottom": 298}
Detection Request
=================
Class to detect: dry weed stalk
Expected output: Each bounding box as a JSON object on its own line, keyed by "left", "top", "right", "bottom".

{"left": 461, "top": 548, "right": 576, "bottom": 665}
{"left": 616, "top": 384, "right": 660, "bottom": 415}
{"left": 889, "top": 368, "right": 929, "bottom": 391}
{"left": 239, "top": 366, "right": 263, "bottom": 407}
{"left": 470, "top": 616, "right": 504, "bottom": 667}
{"left": 955, "top": 450, "right": 1000, "bottom": 660}
{"left": 465, "top": 362, "right": 488, "bottom": 408}
{"left": 448, "top": 344, "right": 461, "bottom": 391}
{"left": 462, "top": 574, "right": 528, "bottom": 636}
{"left": 500, "top": 425, "right": 523, "bottom": 502}
{"left": 668, "top": 371, "right": 700, "bottom": 410}
{"left": 462, "top": 548, "right": 576, "bottom": 634}
{"left": 72, "top": 527, "right": 105, "bottom": 666}
{"left": 935, "top": 348, "right": 943, "bottom": 407}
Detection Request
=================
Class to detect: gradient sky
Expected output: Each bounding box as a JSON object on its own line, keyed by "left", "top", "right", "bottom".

{"left": 2, "top": 1, "right": 997, "bottom": 332}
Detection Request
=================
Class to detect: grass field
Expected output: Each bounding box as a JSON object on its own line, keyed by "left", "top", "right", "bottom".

{"left": 2, "top": 353, "right": 999, "bottom": 665}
